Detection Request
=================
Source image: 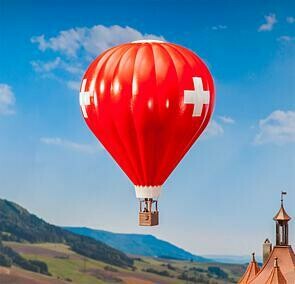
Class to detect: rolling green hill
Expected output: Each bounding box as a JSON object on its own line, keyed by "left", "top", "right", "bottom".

{"left": 0, "top": 198, "right": 245, "bottom": 283}
{"left": 2, "top": 242, "right": 245, "bottom": 283}
{"left": 0, "top": 199, "right": 133, "bottom": 268}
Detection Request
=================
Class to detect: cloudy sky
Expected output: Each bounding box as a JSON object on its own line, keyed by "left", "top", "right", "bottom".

{"left": 0, "top": 0, "right": 294, "bottom": 256}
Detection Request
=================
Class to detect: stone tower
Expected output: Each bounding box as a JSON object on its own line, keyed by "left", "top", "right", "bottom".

{"left": 263, "top": 238, "right": 272, "bottom": 264}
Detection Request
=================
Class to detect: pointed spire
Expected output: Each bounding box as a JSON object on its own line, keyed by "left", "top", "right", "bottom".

{"left": 273, "top": 191, "right": 291, "bottom": 222}
{"left": 238, "top": 252, "right": 260, "bottom": 284}
{"left": 265, "top": 258, "right": 287, "bottom": 284}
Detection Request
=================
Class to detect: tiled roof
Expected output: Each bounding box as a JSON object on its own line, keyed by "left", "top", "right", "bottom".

{"left": 239, "top": 253, "right": 260, "bottom": 284}
{"left": 250, "top": 246, "right": 295, "bottom": 283}
{"left": 265, "top": 258, "right": 287, "bottom": 284}
{"left": 273, "top": 206, "right": 291, "bottom": 222}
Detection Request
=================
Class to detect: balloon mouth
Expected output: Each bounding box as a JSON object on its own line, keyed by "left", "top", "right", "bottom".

{"left": 131, "top": 39, "right": 165, "bottom": 44}
{"left": 134, "top": 185, "right": 162, "bottom": 199}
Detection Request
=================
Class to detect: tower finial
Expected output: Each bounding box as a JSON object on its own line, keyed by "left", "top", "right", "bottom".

{"left": 281, "top": 191, "right": 287, "bottom": 207}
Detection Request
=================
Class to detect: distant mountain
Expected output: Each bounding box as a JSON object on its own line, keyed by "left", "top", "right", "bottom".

{"left": 0, "top": 199, "right": 133, "bottom": 268}
{"left": 65, "top": 227, "right": 209, "bottom": 262}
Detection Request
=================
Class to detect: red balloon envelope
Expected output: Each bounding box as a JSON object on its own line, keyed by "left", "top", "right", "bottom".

{"left": 79, "top": 40, "right": 215, "bottom": 225}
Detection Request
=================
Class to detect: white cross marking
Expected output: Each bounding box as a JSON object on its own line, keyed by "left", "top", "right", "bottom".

{"left": 184, "top": 77, "right": 210, "bottom": 117}
{"left": 79, "top": 79, "right": 94, "bottom": 118}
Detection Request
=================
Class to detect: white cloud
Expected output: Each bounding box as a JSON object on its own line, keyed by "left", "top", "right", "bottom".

{"left": 202, "top": 119, "right": 224, "bottom": 139}
{"left": 212, "top": 25, "right": 227, "bottom": 30}
{"left": 218, "top": 115, "right": 235, "bottom": 124}
{"left": 286, "top": 16, "right": 295, "bottom": 24}
{"left": 0, "top": 84, "right": 16, "bottom": 115}
{"left": 31, "top": 57, "right": 61, "bottom": 73}
{"left": 31, "top": 57, "right": 83, "bottom": 75}
{"left": 258, "top": 14, "right": 277, "bottom": 32}
{"left": 277, "top": 35, "right": 294, "bottom": 43}
{"left": 254, "top": 110, "right": 295, "bottom": 145}
{"left": 40, "top": 137, "right": 100, "bottom": 154}
{"left": 31, "top": 25, "right": 164, "bottom": 90}
{"left": 31, "top": 25, "right": 165, "bottom": 58}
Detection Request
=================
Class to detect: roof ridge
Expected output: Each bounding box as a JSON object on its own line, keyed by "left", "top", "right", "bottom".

{"left": 238, "top": 253, "right": 260, "bottom": 284}
{"left": 265, "top": 258, "right": 287, "bottom": 284}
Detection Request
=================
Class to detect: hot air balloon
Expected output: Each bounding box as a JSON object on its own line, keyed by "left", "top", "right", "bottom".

{"left": 79, "top": 40, "right": 215, "bottom": 226}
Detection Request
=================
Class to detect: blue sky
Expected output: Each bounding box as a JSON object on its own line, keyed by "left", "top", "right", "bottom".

{"left": 0, "top": 0, "right": 294, "bottom": 256}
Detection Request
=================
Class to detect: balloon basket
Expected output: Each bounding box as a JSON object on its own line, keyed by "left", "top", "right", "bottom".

{"left": 139, "top": 199, "right": 159, "bottom": 226}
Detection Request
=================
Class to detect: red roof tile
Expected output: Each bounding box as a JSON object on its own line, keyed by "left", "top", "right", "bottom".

{"left": 239, "top": 253, "right": 260, "bottom": 284}
{"left": 250, "top": 246, "right": 295, "bottom": 284}
{"left": 265, "top": 258, "right": 287, "bottom": 284}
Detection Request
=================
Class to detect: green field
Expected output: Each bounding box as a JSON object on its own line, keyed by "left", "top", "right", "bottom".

{"left": 1, "top": 242, "right": 245, "bottom": 284}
